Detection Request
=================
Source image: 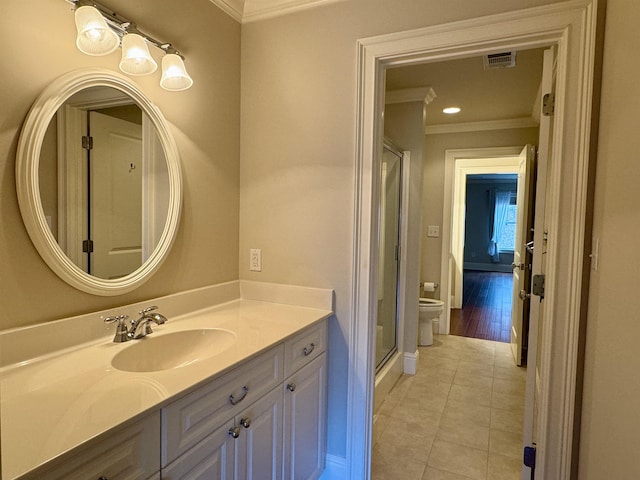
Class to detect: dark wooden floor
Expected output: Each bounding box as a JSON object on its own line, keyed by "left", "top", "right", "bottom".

{"left": 450, "top": 270, "right": 513, "bottom": 343}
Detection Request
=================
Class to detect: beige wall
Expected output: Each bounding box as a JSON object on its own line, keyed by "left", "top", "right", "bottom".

{"left": 420, "top": 128, "right": 540, "bottom": 293}
{"left": 239, "top": 0, "right": 564, "bottom": 460}
{"left": 0, "top": 0, "right": 240, "bottom": 329}
{"left": 579, "top": 0, "right": 640, "bottom": 476}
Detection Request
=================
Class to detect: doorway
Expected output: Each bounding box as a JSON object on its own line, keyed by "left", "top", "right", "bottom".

{"left": 349, "top": 4, "right": 599, "bottom": 479}
{"left": 452, "top": 171, "right": 519, "bottom": 343}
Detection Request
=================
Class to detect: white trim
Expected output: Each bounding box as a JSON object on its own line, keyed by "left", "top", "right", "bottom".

{"left": 242, "top": 0, "right": 346, "bottom": 23}
{"left": 450, "top": 155, "right": 520, "bottom": 313}
{"left": 425, "top": 116, "right": 538, "bottom": 135}
{"left": 385, "top": 87, "right": 436, "bottom": 106}
{"left": 441, "top": 147, "right": 522, "bottom": 333}
{"left": 207, "top": 0, "right": 244, "bottom": 22}
{"left": 463, "top": 262, "right": 513, "bottom": 273}
{"left": 403, "top": 350, "right": 419, "bottom": 375}
{"left": 351, "top": 2, "right": 598, "bottom": 479}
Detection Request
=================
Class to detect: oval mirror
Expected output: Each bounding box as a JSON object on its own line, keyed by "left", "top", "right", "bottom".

{"left": 16, "top": 69, "right": 182, "bottom": 296}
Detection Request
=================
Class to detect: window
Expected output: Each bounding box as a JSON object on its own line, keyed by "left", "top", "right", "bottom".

{"left": 498, "top": 193, "right": 517, "bottom": 252}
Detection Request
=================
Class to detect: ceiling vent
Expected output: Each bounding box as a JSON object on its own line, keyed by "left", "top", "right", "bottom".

{"left": 484, "top": 51, "right": 516, "bottom": 70}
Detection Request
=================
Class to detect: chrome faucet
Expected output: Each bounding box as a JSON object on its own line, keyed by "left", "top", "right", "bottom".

{"left": 129, "top": 306, "right": 167, "bottom": 339}
{"left": 104, "top": 306, "right": 168, "bottom": 342}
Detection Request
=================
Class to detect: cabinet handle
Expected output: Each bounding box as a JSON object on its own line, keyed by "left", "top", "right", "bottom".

{"left": 240, "top": 417, "right": 251, "bottom": 428}
{"left": 287, "top": 383, "right": 296, "bottom": 392}
{"left": 229, "top": 385, "right": 249, "bottom": 405}
{"left": 228, "top": 426, "right": 241, "bottom": 438}
{"left": 303, "top": 343, "right": 315, "bottom": 356}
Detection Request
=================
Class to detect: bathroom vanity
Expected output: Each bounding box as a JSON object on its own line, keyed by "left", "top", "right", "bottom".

{"left": 0, "top": 282, "right": 332, "bottom": 480}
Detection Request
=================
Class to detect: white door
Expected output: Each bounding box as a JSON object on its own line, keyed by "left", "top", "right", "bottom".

{"left": 510, "top": 145, "right": 536, "bottom": 366}
{"left": 522, "top": 46, "right": 556, "bottom": 479}
{"left": 90, "top": 111, "right": 142, "bottom": 279}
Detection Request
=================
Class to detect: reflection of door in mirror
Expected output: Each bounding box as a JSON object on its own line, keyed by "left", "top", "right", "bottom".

{"left": 91, "top": 110, "right": 142, "bottom": 279}
{"left": 37, "top": 87, "right": 169, "bottom": 280}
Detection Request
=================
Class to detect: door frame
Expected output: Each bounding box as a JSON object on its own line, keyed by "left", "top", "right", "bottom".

{"left": 348, "top": 1, "right": 599, "bottom": 479}
{"left": 444, "top": 151, "right": 521, "bottom": 332}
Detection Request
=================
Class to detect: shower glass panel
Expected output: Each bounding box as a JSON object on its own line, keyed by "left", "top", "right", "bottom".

{"left": 375, "top": 145, "right": 402, "bottom": 371}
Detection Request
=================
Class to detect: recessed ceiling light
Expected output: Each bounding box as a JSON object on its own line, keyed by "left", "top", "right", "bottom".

{"left": 443, "top": 107, "right": 461, "bottom": 114}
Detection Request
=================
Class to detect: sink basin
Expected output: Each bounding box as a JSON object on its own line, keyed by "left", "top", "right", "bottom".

{"left": 111, "top": 328, "right": 237, "bottom": 372}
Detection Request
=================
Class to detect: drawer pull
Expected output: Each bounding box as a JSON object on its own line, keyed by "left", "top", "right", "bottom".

{"left": 229, "top": 385, "right": 249, "bottom": 405}
{"left": 98, "top": 477, "right": 108, "bottom": 480}
{"left": 303, "top": 343, "right": 316, "bottom": 356}
{"left": 287, "top": 383, "right": 296, "bottom": 392}
{"left": 229, "top": 426, "right": 241, "bottom": 438}
{"left": 240, "top": 417, "right": 251, "bottom": 428}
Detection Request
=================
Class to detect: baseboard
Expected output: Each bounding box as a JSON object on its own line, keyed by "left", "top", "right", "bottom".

{"left": 319, "top": 454, "right": 348, "bottom": 479}
{"left": 464, "top": 262, "right": 513, "bottom": 273}
{"left": 403, "top": 350, "right": 419, "bottom": 375}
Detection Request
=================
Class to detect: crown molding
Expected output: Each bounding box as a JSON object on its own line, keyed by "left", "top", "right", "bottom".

{"left": 425, "top": 116, "right": 539, "bottom": 135}
{"left": 209, "top": 0, "right": 346, "bottom": 23}
{"left": 385, "top": 87, "right": 437, "bottom": 106}
{"left": 209, "top": 0, "right": 244, "bottom": 22}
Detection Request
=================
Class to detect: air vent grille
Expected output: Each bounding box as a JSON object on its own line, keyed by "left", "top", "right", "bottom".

{"left": 484, "top": 51, "right": 516, "bottom": 69}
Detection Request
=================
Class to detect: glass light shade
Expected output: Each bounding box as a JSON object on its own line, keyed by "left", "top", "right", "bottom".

{"left": 74, "top": 6, "right": 120, "bottom": 56}
{"left": 119, "top": 34, "right": 157, "bottom": 76}
{"left": 160, "top": 54, "right": 194, "bottom": 91}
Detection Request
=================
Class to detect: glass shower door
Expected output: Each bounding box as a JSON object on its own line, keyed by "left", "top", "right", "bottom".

{"left": 375, "top": 146, "right": 402, "bottom": 371}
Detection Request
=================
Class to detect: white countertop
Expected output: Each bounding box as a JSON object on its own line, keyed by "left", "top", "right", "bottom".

{"left": 0, "top": 297, "right": 332, "bottom": 479}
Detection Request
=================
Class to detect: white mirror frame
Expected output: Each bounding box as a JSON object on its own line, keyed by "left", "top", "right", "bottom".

{"left": 16, "top": 68, "right": 182, "bottom": 296}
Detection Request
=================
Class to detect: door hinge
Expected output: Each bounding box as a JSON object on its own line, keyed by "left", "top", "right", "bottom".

{"left": 82, "top": 135, "right": 93, "bottom": 150}
{"left": 524, "top": 444, "right": 537, "bottom": 470}
{"left": 82, "top": 239, "right": 94, "bottom": 253}
{"left": 542, "top": 92, "right": 555, "bottom": 116}
{"left": 532, "top": 274, "right": 545, "bottom": 298}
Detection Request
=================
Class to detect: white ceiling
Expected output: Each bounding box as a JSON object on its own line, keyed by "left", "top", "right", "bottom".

{"left": 385, "top": 47, "right": 545, "bottom": 133}
{"left": 209, "top": 0, "right": 346, "bottom": 23}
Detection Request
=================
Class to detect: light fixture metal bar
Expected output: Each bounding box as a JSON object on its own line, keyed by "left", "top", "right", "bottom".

{"left": 67, "top": 0, "right": 184, "bottom": 57}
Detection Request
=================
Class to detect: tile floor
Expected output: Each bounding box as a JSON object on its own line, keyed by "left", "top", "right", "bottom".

{"left": 372, "top": 334, "right": 526, "bottom": 480}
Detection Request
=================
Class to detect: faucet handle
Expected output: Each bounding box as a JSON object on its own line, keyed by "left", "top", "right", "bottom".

{"left": 104, "top": 314, "right": 130, "bottom": 343}
{"left": 139, "top": 305, "right": 158, "bottom": 315}
{"left": 104, "top": 314, "right": 129, "bottom": 326}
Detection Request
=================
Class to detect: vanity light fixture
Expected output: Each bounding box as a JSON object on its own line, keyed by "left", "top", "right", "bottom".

{"left": 119, "top": 33, "right": 157, "bottom": 76}
{"left": 443, "top": 106, "right": 461, "bottom": 114}
{"left": 69, "top": 0, "right": 193, "bottom": 91}
{"left": 74, "top": 5, "right": 119, "bottom": 56}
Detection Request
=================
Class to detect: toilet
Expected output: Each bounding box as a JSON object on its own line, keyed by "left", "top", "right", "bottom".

{"left": 418, "top": 298, "right": 444, "bottom": 346}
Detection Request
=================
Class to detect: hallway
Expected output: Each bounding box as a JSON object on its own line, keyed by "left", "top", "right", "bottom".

{"left": 372, "top": 334, "right": 525, "bottom": 479}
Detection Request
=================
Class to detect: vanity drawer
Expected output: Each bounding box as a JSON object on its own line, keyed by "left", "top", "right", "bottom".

{"left": 162, "top": 344, "right": 284, "bottom": 466}
{"left": 34, "top": 412, "right": 160, "bottom": 480}
{"left": 284, "top": 321, "right": 327, "bottom": 377}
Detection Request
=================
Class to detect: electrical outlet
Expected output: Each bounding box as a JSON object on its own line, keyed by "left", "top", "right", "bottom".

{"left": 427, "top": 225, "right": 440, "bottom": 238}
{"left": 249, "top": 248, "right": 262, "bottom": 272}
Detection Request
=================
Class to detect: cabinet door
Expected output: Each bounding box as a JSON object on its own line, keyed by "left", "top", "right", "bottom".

{"left": 283, "top": 353, "right": 326, "bottom": 480}
{"left": 33, "top": 413, "right": 160, "bottom": 480}
{"left": 234, "top": 387, "right": 283, "bottom": 480}
{"left": 162, "top": 420, "right": 235, "bottom": 480}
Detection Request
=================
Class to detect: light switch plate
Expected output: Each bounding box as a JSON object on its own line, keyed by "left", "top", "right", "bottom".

{"left": 427, "top": 225, "right": 440, "bottom": 238}
{"left": 249, "top": 248, "right": 262, "bottom": 271}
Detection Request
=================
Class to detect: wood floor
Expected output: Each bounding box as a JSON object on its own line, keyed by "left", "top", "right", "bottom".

{"left": 450, "top": 270, "right": 513, "bottom": 343}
